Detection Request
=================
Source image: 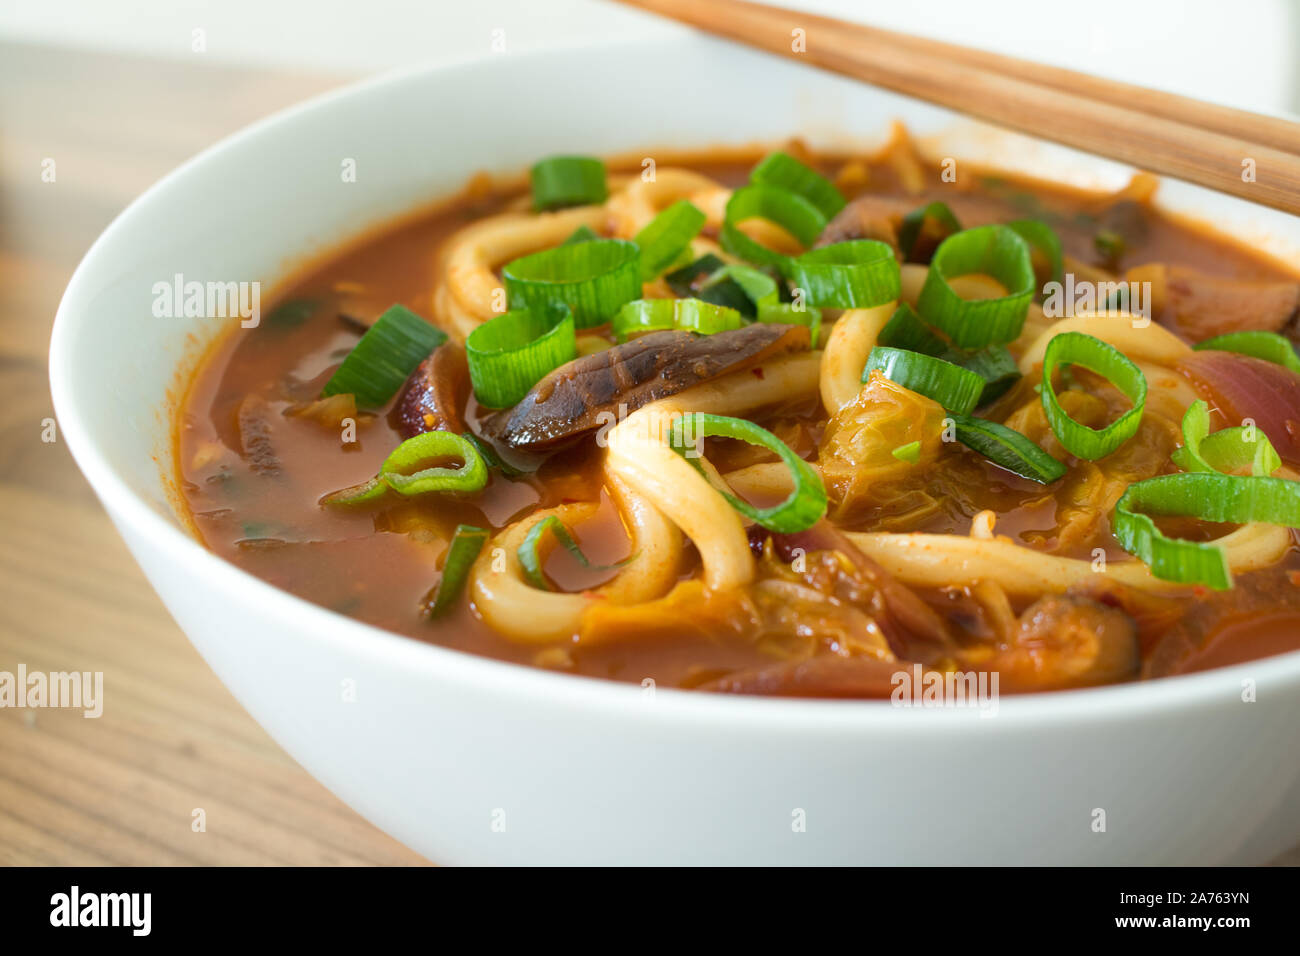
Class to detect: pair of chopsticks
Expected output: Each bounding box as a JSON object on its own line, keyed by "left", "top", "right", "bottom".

{"left": 613, "top": 0, "right": 1300, "bottom": 216}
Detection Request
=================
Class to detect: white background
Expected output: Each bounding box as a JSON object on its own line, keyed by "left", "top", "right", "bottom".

{"left": 2, "top": 0, "right": 1298, "bottom": 114}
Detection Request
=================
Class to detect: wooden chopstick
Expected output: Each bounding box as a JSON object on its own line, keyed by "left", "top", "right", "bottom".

{"left": 730, "top": 0, "right": 1300, "bottom": 155}
{"left": 614, "top": 0, "right": 1300, "bottom": 217}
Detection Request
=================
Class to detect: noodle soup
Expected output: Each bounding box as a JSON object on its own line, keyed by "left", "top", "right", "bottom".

{"left": 177, "top": 136, "right": 1300, "bottom": 698}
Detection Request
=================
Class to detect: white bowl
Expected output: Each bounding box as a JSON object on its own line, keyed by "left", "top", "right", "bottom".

{"left": 50, "top": 35, "right": 1300, "bottom": 865}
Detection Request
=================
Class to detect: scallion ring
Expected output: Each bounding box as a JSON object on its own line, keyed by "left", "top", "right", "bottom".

{"left": 665, "top": 254, "right": 726, "bottom": 298}
{"left": 1171, "top": 400, "right": 1281, "bottom": 477}
{"left": 946, "top": 345, "right": 1021, "bottom": 405}
{"left": 698, "top": 263, "right": 821, "bottom": 344}
{"left": 898, "top": 201, "right": 961, "bottom": 263}
{"left": 749, "top": 151, "right": 846, "bottom": 220}
{"left": 878, "top": 302, "right": 948, "bottom": 356}
{"left": 321, "top": 304, "right": 447, "bottom": 409}
{"left": 667, "top": 413, "right": 827, "bottom": 533}
{"left": 787, "top": 239, "right": 900, "bottom": 309}
{"left": 612, "top": 298, "right": 744, "bottom": 342}
{"left": 720, "top": 184, "right": 827, "bottom": 275}
{"left": 503, "top": 238, "right": 641, "bottom": 329}
{"left": 693, "top": 266, "right": 767, "bottom": 317}
{"left": 1006, "top": 219, "right": 1065, "bottom": 289}
{"left": 756, "top": 301, "right": 822, "bottom": 346}
{"left": 1194, "top": 330, "right": 1300, "bottom": 375}
{"left": 916, "top": 224, "right": 1035, "bottom": 348}
{"left": 863, "top": 346, "right": 984, "bottom": 416}
{"left": 1113, "top": 473, "right": 1300, "bottom": 589}
{"left": 634, "top": 200, "right": 707, "bottom": 280}
{"left": 562, "top": 224, "right": 600, "bottom": 245}
{"left": 423, "top": 524, "right": 489, "bottom": 616}
{"left": 1041, "top": 331, "right": 1147, "bottom": 460}
{"left": 530, "top": 156, "right": 607, "bottom": 211}
{"left": 465, "top": 303, "right": 576, "bottom": 409}
{"left": 463, "top": 431, "right": 532, "bottom": 478}
{"left": 706, "top": 264, "right": 778, "bottom": 307}
{"left": 321, "top": 430, "right": 488, "bottom": 506}
{"left": 891, "top": 441, "right": 922, "bottom": 464}
{"left": 517, "top": 515, "right": 616, "bottom": 591}
{"left": 950, "top": 415, "right": 1066, "bottom": 484}
{"left": 874, "top": 305, "right": 1018, "bottom": 404}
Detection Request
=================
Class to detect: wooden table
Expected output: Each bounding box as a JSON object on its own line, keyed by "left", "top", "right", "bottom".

{"left": 0, "top": 42, "right": 428, "bottom": 865}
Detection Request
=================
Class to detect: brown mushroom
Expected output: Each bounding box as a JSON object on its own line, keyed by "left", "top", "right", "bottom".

{"left": 480, "top": 324, "right": 810, "bottom": 450}
{"left": 815, "top": 194, "right": 912, "bottom": 253}
{"left": 993, "top": 594, "right": 1139, "bottom": 690}
{"left": 1165, "top": 266, "right": 1299, "bottom": 340}
{"left": 390, "top": 342, "right": 471, "bottom": 439}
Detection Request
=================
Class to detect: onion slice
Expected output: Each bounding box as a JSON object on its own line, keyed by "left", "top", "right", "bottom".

{"left": 1175, "top": 350, "right": 1300, "bottom": 468}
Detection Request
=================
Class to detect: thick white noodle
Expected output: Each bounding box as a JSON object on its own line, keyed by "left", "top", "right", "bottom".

{"left": 819, "top": 303, "right": 895, "bottom": 415}
{"left": 470, "top": 475, "right": 680, "bottom": 643}
{"left": 847, "top": 523, "right": 1292, "bottom": 596}
{"left": 606, "top": 352, "right": 822, "bottom": 592}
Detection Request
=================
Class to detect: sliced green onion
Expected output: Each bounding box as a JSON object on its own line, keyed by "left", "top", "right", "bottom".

{"left": 562, "top": 224, "right": 600, "bottom": 245}
{"left": 677, "top": 263, "right": 772, "bottom": 319}
{"left": 871, "top": 305, "right": 1018, "bottom": 405}
{"left": 898, "top": 202, "right": 961, "bottom": 263}
{"left": 665, "top": 254, "right": 727, "bottom": 298}
{"left": 1094, "top": 228, "right": 1125, "bottom": 268}
{"left": 950, "top": 415, "right": 1066, "bottom": 484}
{"left": 878, "top": 302, "right": 948, "bottom": 356}
{"left": 1113, "top": 473, "right": 1300, "bottom": 589}
{"left": 1171, "top": 400, "right": 1281, "bottom": 477}
{"left": 694, "top": 270, "right": 763, "bottom": 316}
{"left": 1194, "top": 330, "right": 1300, "bottom": 375}
{"left": 382, "top": 437, "right": 488, "bottom": 496}
{"left": 1174, "top": 400, "right": 1224, "bottom": 475}
{"left": 1006, "top": 219, "right": 1065, "bottom": 288}
{"left": 517, "top": 515, "right": 609, "bottom": 591}
{"left": 891, "top": 441, "right": 921, "bottom": 464}
{"left": 463, "top": 431, "right": 532, "bottom": 478}
{"left": 664, "top": 246, "right": 697, "bottom": 275}
{"left": 749, "top": 151, "right": 846, "bottom": 220}
{"left": 703, "top": 262, "right": 816, "bottom": 339}
{"left": 1195, "top": 429, "right": 1282, "bottom": 477}
{"left": 321, "top": 304, "right": 447, "bottom": 409}
{"left": 423, "top": 524, "right": 489, "bottom": 616}
{"left": 721, "top": 184, "right": 826, "bottom": 275}
{"left": 530, "top": 156, "right": 607, "bottom": 211}
{"left": 266, "top": 299, "right": 317, "bottom": 330}
{"left": 1041, "top": 331, "right": 1146, "bottom": 460}
{"left": 667, "top": 413, "right": 827, "bottom": 533}
{"left": 1203, "top": 430, "right": 1281, "bottom": 476}
{"left": 321, "top": 431, "right": 488, "bottom": 506}
{"left": 634, "top": 200, "right": 707, "bottom": 280}
{"left": 947, "top": 345, "right": 1020, "bottom": 405}
{"left": 667, "top": 255, "right": 820, "bottom": 333}
{"left": 788, "top": 239, "right": 900, "bottom": 309}
{"left": 708, "top": 264, "right": 778, "bottom": 307}
{"left": 756, "top": 300, "right": 822, "bottom": 346}
{"left": 916, "top": 225, "right": 1035, "bottom": 348}
{"left": 863, "top": 346, "right": 984, "bottom": 416}
{"left": 465, "top": 303, "right": 576, "bottom": 408}
{"left": 503, "top": 238, "right": 641, "bottom": 329}
{"left": 611, "top": 298, "right": 744, "bottom": 342}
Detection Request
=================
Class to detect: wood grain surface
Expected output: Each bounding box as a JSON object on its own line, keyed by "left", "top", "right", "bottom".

{"left": 0, "top": 42, "right": 428, "bottom": 866}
